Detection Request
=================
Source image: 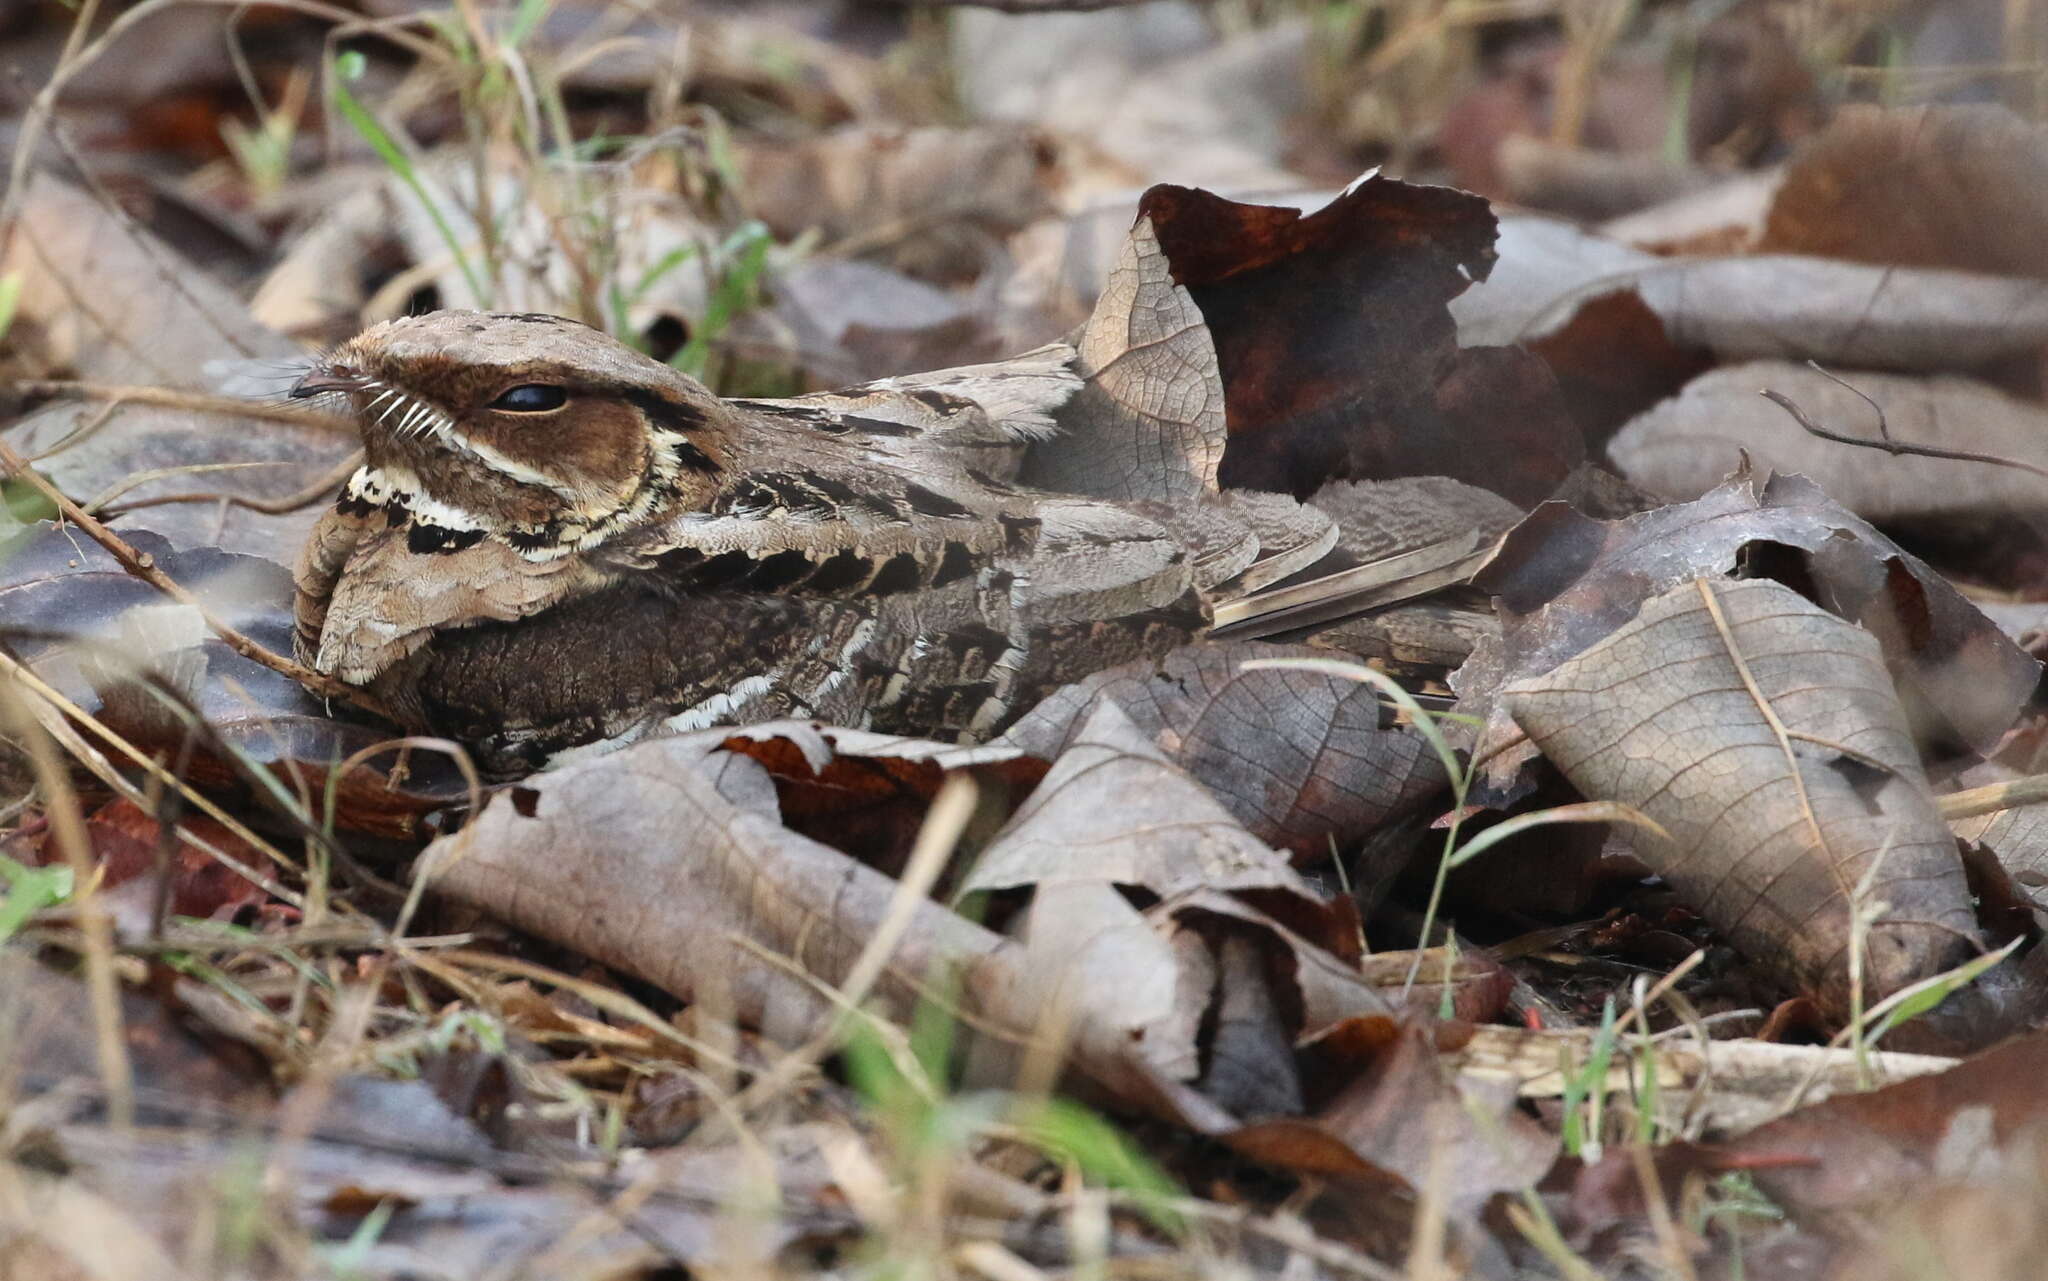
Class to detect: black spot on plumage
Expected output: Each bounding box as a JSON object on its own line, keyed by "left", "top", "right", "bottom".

{"left": 910, "top": 389, "right": 975, "bottom": 414}
{"left": 946, "top": 625, "right": 1011, "bottom": 669}
{"left": 506, "top": 524, "right": 560, "bottom": 552}
{"left": 505, "top": 312, "right": 570, "bottom": 326}
{"left": 965, "top": 468, "right": 1019, "bottom": 495}
{"left": 807, "top": 548, "right": 873, "bottom": 592}
{"left": 658, "top": 547, "right": 757, "bottom": 590}
{"left": 715, "top": 478, "right": 780, "bottom": 517}
{"left": 407, "top": 522, "right": 486, "bottom": 555}
{"left": 801, "top": 473, "right": 862, "bottom": 508}
{"left": 932, "top": 541, "right": 976, "bottom": 586}
{"left": 747, "top": 549, "right": 814, "bottom": 591}
{"left": 671, "top": 440, "right": 718, "bottom": 474}
{"left": 383, "top": 503, "right": 411, "bottom": 529}
{"left": 337, "top": 492, "right": 375, "bottom": 518}
{"left": 868, "top": 552, "right": 922, "bottom": 594}
{"left": 621, "top": 387, "right": 710, "bottom": 436}
{"left": 997, "top": 514, "right": 1041, "bottom": 553}
{"left": 903, "top": 483, "right": 975, "bottom": 521}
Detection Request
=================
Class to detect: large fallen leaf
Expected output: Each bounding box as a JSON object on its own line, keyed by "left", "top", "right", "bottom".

{"left": 1504, "top": 577, "right": 1979, "bottom": 1018}
{"left": 1624, "top": 255, "right": 2048, "bottom": 371}
{"left": 1140, "top": 180, "right": 1580, "bottom": 506}
{"left": 1610, "top": 361, "right": 2048, "bottom": 525}
{"left": 1466, "top": 470, "right": 2036, "bottom": 766}
{"left": 1021, "top": 208, "right": 1221, "bottom": 503}
{"left": 999, "top": 642, "right": 1447, "bottom": 862}
{"left": 425, "top": 735, "right": 1227, "bottom": 1123}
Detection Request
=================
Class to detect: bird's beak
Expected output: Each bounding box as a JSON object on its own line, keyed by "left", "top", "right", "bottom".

{"left": 290, "top": 366, "right": 366, "bottom": 399}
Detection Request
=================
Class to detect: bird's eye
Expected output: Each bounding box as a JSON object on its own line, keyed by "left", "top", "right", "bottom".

{"left": 489, "top": 384, "right": 568, "bottom": 412}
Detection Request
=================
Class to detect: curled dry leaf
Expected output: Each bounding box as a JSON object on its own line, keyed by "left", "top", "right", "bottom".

{"left": 1955, "top": 801, "right": 2048, "bottom": 897}
{"left": 1021, "top": 210, "right": 1221, "bottom": 503}
{"left": 714, "top": 719, "right": 1042, "bottom": 866}
{"left": 1465, "top": 469, "right": 2035, "bottom": 775}
{"left": 1504, "top": 576, "right": 1979, "bottom": 1020}
{"left": 999, "top": 642, "right": 1447, "bottom": 863}
{"left": 1137, "top": 179, "right": 1580, "bottom": 506}
{"left": 1610, "top": 361, "right": 2048, "bottom": 526}
{"left": 1232, "top": 1020, "right": 1557, "bottom": 1242}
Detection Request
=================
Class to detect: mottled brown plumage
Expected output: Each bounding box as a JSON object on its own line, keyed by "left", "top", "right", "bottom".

{"left": 292, "top": 310, "right": 1207, "bottom": 774}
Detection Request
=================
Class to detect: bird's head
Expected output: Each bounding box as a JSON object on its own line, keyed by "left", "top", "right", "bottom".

{"left": 293, "top": 310, "right": 728, "bottom": 552}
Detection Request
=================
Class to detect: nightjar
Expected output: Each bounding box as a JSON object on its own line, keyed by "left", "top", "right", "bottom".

{"left": 291, "top": 310, "right": 1226, "bottom": 776}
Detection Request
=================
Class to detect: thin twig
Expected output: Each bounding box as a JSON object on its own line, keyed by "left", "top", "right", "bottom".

{"left": 1762, "top": 363, "right": 2048, "bottom": 482}
{"left": 9, "top": 380, "right": 358, "bottom": 433}
{"left": 0, "top": 439, "right": 391, "bottom": 720}
{"left": 102, "top": 450, "right": 363, "bottom": 519}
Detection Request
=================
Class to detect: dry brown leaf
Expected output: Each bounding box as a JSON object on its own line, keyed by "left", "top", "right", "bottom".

{"left": 1021, "top": 210, "right": 1222, "bottom": 503}
{"left": 1448, "top": 213, "right": 1659, "bottom": 349}
{"left": 1458, "top": 213, "right": 2048, "bottom": 373}
{"left": 1759, "top": 104, "right": 2048, "bottom": 280}
{"left": 1505, "top": 577, "right": 1979, "bottom": 1020}
{"left": 2, "top": 174, "right": 295, "bottom": 387}
{"left": 1610, "top": 361, "right": 2048, "bottom": 524}
{"left": 1000, "top": 642, "right": 1447, "bottom": 862}
{"left": 425, "top": 736, "right": 1228, "bottom": 1123}
{"left": 1232, "top": 1021, "right": 1557, "bottom": 1238}
{"left": 1465, "top": 469, "right": 2036, "bottom": 773}
{"left": 2, "top": 175, "right": 352, "bottom": 557}
{"left": 1626, "top": 255, "right": 2048, "bottom": 371}
{"left": 1725, "top": 1025, "right": 2048, "bottom": 1232}
{"left": 965, "top": 702, "right": 1321, "bottom": 901}
{"left": 1133, "top": 180, "right": 1581, "bottom": 506}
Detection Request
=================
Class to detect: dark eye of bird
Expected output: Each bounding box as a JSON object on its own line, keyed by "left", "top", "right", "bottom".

{"left": 489, "top": 384, "right": 569, "bottom": 413}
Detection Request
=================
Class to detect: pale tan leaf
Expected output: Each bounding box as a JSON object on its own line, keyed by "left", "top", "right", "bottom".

{"left": 2, "top": 175, "right": 353, "bottom": 558}
{"left": 966, "top": 701, "right": 1318, "bottom": 900}
{"left": 1505, "top": 577, "right": 1980, "bottom": 1018}
{"left": 1020, "top": 214, "right": 1223, "bottom": 503}
{"left": 1000, "top": 642, "right": 1447, "bottom": 862}
{"left": 1611, "top": 362, "right": 2048, "bottom": 524}
{"left": 425, "top": 737, "right": 1222, "bottom": 1121}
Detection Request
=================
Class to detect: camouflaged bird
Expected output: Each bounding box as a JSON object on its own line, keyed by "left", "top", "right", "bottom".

{"left": 290, "top": 310, "right": 1217, "bottom": 775}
